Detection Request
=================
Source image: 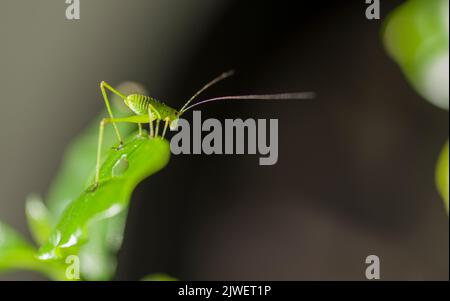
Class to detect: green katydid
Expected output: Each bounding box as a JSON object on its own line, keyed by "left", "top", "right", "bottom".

{"left": 95, "top": 70, "right": 315, "bottom": 188}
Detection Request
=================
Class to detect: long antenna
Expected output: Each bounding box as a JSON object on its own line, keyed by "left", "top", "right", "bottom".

{"left": 179, "top": 70, "right": 235, "bottom": 113}
{"left": 180, "top": 92, "right": 316, "bottom": 113}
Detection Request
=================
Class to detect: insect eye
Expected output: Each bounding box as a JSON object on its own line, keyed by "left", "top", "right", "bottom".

{"left": 169, "top": 119, "right": 179, "bottom": 130}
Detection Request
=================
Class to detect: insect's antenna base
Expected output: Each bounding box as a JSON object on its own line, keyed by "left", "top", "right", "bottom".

{"left": 179, "top": 70, "right": 235, "bottom": 114}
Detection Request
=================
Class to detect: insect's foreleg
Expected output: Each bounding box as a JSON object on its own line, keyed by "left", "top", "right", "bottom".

{"left": 161, "top": 118, "right": 170, "bottom": 138}
{"left": 138, "top": 123, "right": 143, "bottom": 136}
{"left": 148, "top": 104, "right": 161, "bottom": 138}
{"left": 155, "top": 120, "right": 161, "bottom": 138}
{"left": 100, "top": 81, "right": 126, "bottom": 145}
{"left": 148, "top": 108, "right": 154, "bottom": 138}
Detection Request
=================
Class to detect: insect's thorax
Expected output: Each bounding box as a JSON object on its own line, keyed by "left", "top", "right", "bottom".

{"left": 125, "top": 94, "right": 178, "bottom": 120}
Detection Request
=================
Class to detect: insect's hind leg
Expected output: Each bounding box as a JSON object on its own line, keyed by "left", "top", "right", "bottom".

{"left": 94, "top": 118, "right": 107, "bottom": 189}
{"left": 100, "top": 81, "right": 126, "bottom": 146}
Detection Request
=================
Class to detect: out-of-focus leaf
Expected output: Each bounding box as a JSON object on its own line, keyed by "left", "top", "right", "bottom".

{"left": 43, "top": 82, "right": 148, "bottom": 280}
{"left": 436, "top": 141, "right": 449, "bottom": 213}
{"left": 383, "top": 0, "right": 449, "bottom": 109}
{"left": 25, "top": 194, "right": 52, "bottom": 246}
{"left": 141, "top": 273, "right": 178, "bottom": 281}
{"left": 37, "top": 135, "right": 170, "bottom": 263}
{"left": 0, "top": 221, "right": 65, "bottom": 280}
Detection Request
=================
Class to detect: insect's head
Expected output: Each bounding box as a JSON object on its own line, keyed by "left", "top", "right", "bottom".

{"left": 169, "top": 110, "right": 185, "bottom": 130}
{"left": 169, "top": 118, "right": 179, "bottom": 130}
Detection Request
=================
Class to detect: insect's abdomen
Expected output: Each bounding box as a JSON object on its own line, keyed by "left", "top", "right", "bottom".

{"left": 125, "top": 94, "right": 178, "bottom": 120}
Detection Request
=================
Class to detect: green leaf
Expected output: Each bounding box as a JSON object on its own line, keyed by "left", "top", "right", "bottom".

{"left": 0, "top": 221, "right": 65, "bottom": 280}
{"left": 37, "top": 134, "right": 170, "bottom": 263}
{"left": 436, "top": 141, "right": 449, "bottom": 214}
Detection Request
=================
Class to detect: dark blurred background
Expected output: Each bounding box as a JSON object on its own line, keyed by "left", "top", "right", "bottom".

{"left": 0, "top": 0, "right": 448, "bottom": 280}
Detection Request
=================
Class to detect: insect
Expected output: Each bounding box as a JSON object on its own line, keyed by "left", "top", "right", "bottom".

{"left": 94, "top": 70, "right": 315, "bottom": 188}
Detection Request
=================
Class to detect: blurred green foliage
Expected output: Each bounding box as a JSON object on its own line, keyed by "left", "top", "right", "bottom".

{"left": 25, "top": 194, "right": 53, "bottom": 247}
{"left": 384, "top": 0, "right": 449, "bottom": 213}
{"left": 0, "top": 221, "right": 65, "bottom": 280}
{"left": 436, "top": 142, "right": 449, "bottom": 213}
{"left": 383, "top": 0, "right": 449, "bottom": 110}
